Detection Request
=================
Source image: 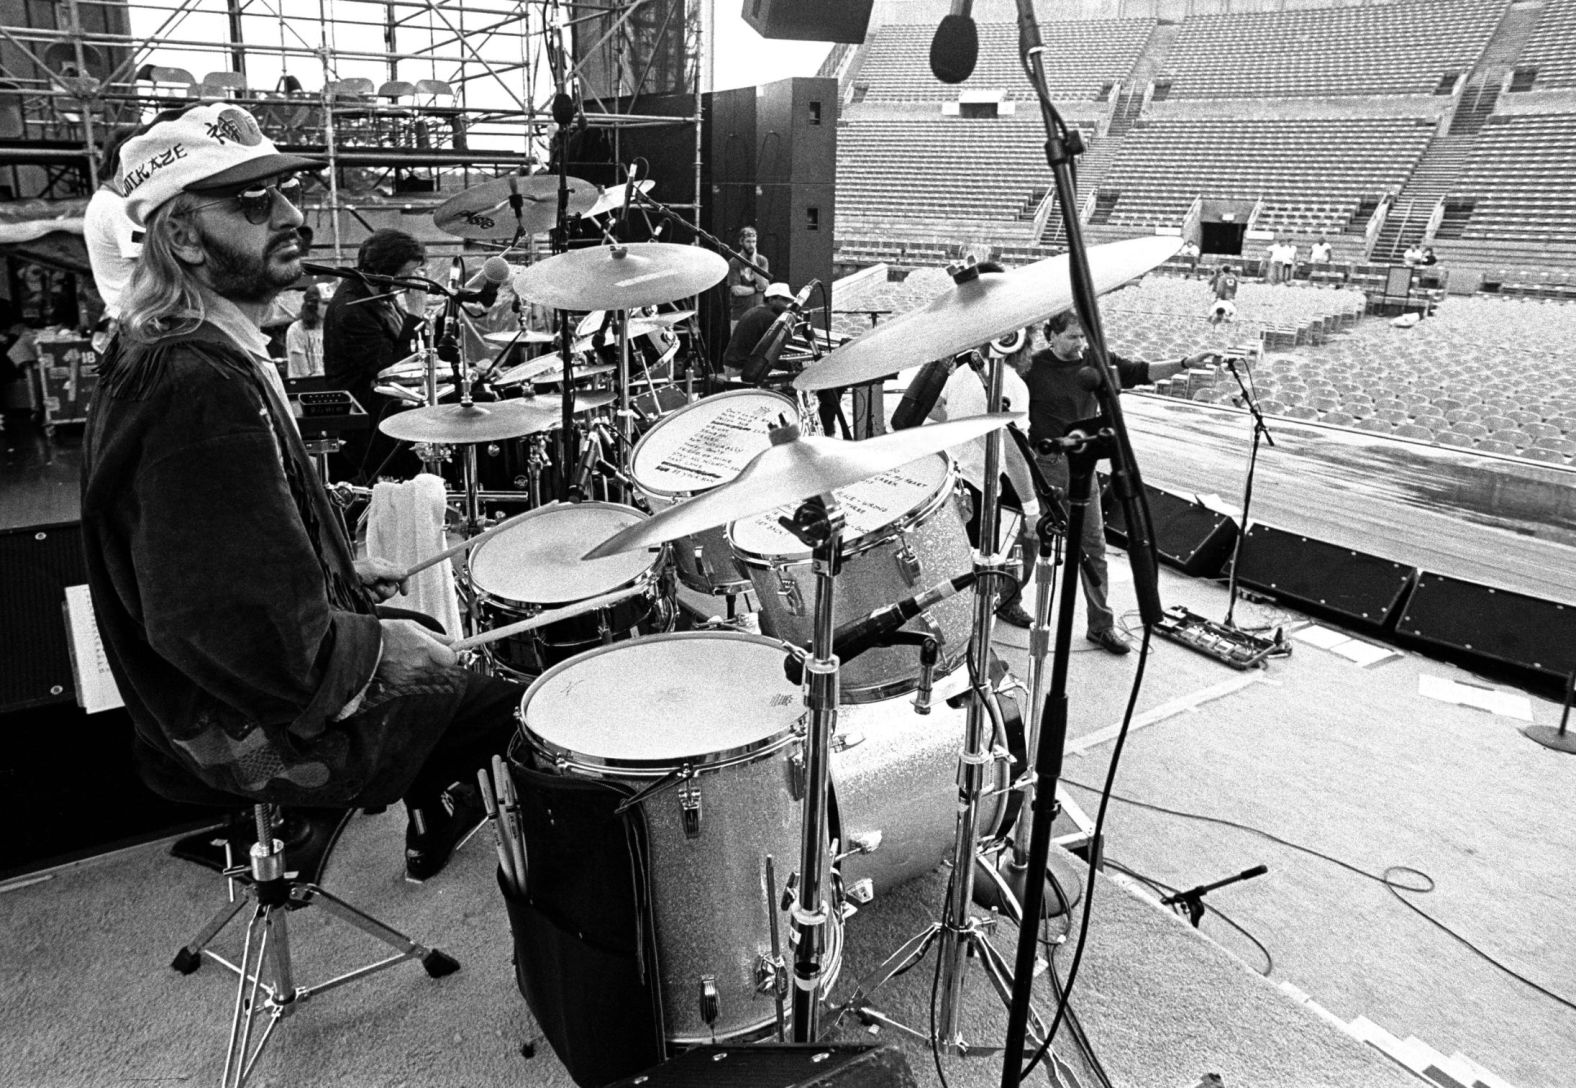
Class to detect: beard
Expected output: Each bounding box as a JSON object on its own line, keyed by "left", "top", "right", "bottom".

{"left": 199, "top": 225, "right": 302, "bottom": 304}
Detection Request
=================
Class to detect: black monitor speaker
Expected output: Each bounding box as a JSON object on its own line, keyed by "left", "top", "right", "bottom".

{"left": 742, "top": 0, "right": 874, "bottom": 43}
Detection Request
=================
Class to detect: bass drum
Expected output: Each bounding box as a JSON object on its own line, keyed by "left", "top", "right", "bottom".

{"left": 516, "top": 631, "right": 841, "bottom": 1044}
{"left": 729, "top": 452, "right": 976, "bottom": 704}
{"left": 627, "top": 388, "right": 796, "bottom": 597}
{"left": 467, "top": 502, "right": 673, "bottom": 680}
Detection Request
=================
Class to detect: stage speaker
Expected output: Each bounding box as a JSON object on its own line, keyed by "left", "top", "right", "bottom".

{"left": 754, "top": 78, "right": 837, "bottom": 319}
{"left": 742, "top": 0, "right": 875, "bottom": 43}
{"left": 0, "top": 522, "right": 84, "bottom": 713}
{"left": 1396, "top": 574, "right": 1576, "bottom": 678}
{"left": 1230, "top": 525, "right": 1416, "bottom": 627}
{"left": 608, "top": 1043, "right": 918, "bottom": 1087}
{"left": 1103, "top": 481, "right": 1239, "bottom": 578}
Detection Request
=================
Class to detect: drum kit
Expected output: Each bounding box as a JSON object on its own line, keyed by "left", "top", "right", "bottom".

{"left": 368, "top": 180, "right": 1182, "bottom": 1055}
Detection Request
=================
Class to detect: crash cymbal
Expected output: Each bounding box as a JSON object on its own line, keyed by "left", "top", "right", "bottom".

{"left": 574, "top": 308, "right": 693, "bottom": 339}
{"left": 378, "top": 355, "right": 430, "bottom": 381}
{"left": 581, "top": 178, "right": 655, "bottom": 220}
{"left": 433, "top": 174, "right": 597, "bottom": 239}
{"left": 379, "top": 400, "right": 561, "bottom": 443}
{"left": 507, "top": 391, "right": 617, "bottom": 424}
{"left": 493, "top": 357, "right": 615, "bottom": 387}
{"left": 794, "top": 237, "right": 1182, "bottom": 392}
{"left": 584, "top": 413, "right": 1013, "bottom": 559}
{"left": 513, "top": 243, "right": 728, "bottom": 311}
{"left": 482, "top": 328, "right": 557, "bottom": 345}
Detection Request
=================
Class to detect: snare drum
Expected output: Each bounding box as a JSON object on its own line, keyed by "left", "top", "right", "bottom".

{"left": 628, "top": 388, "right": 796, "bottom": 596}
{"left": 517, "top": 631, "right": 840, "bottom": 1044}
{"left": 468, "top": 502, "right": 672, "bottom": 680}
{"left": 729, "top": 452, "right": 976, "bottom": 704}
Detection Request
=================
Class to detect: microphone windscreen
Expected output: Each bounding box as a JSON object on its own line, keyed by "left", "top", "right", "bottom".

{"left": 481, "top": 255, "right": 512, "bottom": 284}
{"left": 930, "top": 15, "right": 979, "bottom": 84}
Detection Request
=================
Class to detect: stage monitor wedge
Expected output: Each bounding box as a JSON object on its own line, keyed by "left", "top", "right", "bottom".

{"left": 1230, "top": 525, "right": 1416, "bottom": 629}
{"left": 742, "top": 0, "right": 875, "bottom": 43}
{"left": 1396, "top": 573, "right": 1576, "bottom": 678}
{"left": 1103, "top": 481, "right": 1239, "bottom": 579}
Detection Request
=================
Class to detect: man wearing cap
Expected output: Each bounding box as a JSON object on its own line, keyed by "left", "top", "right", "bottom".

{"left": 79, "top": 104, "right": 520, "bottom": 882}
{"left": 720, "top": 280, "right": 795, "bottom": 382}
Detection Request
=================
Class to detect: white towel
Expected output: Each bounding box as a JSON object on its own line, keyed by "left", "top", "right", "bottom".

{"left": 366, "top": 473, "right": 463, "bottom": 638}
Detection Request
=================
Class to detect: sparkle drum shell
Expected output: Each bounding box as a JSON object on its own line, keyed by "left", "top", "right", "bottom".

{"left": 628, "top": 388, "right": 797, "bottom": 596}
{"left": 729, "top": 453, "right": 976, "bottom": 704}
{"left": 467, "top": 502, "right": 672, "bottom": 680}
{"left": 516, "top": 631, "right": 839, "bottom": 1044}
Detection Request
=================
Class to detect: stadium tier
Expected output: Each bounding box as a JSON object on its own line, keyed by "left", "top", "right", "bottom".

{"left": 853, "top": 19, "right": 1155, "bottom": 103}
{"left": 1518, "top": 0, "right": 1576, "bottom": 89}
{"left": 1448, "top": 112, "right": 1576, "bottom": 242}
{"left": 1160, "top": 0, "right": 1507, "bottom": 99}
{"left": 1095, "top": 117, "right": 1435, "bottom": 233}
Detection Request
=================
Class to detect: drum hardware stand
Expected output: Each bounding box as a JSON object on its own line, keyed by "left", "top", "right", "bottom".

{"left": 770, "top": 472, "right": 845, "bottom": 1044}
{"left": 834, "top": 326, "right": 1043, "bottom": 1057}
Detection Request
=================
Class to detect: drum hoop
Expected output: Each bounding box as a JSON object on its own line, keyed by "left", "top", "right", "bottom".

{"left": 518, "top": 630, "right": 805, "bottom": 773}
{"left": 627, "top": 387, "right": 796, "bottom": 502}
{"left": 729, "top": 454, "right": 958, "bottom": 565}
{"left": 467, "top": 501, "right": 663, "bottom": 606}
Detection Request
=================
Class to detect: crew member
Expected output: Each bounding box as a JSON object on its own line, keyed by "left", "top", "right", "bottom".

{"left": 323, "top": 228, "right": 430, "bottom": 483}
{"left": 725, "top": 225, "right": 769, "bottom": 331}
{"left": 1026, "top": 310, "right": 1215, "bottom": 654}
{"left": 80, "top": 104, "right": 520, "bottom": 882}
{"left": 722, "top": 280, "right": 794, "bottom": 381}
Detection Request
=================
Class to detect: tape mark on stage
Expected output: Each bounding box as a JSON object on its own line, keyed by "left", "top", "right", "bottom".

{"left": 1064, "top": 672, "right": 1267, "bottom": 756}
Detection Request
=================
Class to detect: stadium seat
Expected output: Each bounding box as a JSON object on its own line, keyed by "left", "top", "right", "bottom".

{"left": 1393, "top": 423, "right": 1435, "bottom": 440}
{"left": 1436, "top": 431, "right": 1477, "bottom": 448}
{"left": 1451, "top": 421, "right": 1490, "bottom": 439}
{"left": 1355, "top": 418, "right": 1394, "bottom": 434}
{"left": 1475, "top": 439, "right": 1518, "bottom": 455}
{"left": 1280, "top": 405, "right": 1319, "bottom": 420}
{"left": 1521, "top": 447, "right": 1571, "bottom": 465}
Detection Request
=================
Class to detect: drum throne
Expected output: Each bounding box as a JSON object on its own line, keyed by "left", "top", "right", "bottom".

{"left": 141, "top": 744, "right": 459, "bottom": 1088}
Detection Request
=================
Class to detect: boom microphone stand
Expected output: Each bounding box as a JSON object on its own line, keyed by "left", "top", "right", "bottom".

{"left": 1220, "top": 357, "right": 1274, "bottom": 630}
{"left": 1000, "top": 0, "right": 1170, "bottom": 1082}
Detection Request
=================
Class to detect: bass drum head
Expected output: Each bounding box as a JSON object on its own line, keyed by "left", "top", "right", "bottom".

{"left": 469, "top": 502, "right": 653, "bottom": 605}
{"left": 520, "top": 631, "right": 805, "bottom": 773}
{"left": 628, "top": 388, "right": 796, "bottom": 501}
{"left": 728, "top": 453, "right": 952, "bottom": 560}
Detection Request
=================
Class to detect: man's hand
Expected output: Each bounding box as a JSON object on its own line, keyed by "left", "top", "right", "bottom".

{"left": 355, "top": 556, "right": 408, "bottom": 602}
{"left": 375, "top": 618, "right": 457, "bottom": 687}
{"left": 1183, "top": 350, "right": 1218, "bottom": 367}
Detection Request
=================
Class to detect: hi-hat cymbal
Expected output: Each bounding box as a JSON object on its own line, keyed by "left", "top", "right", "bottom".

{"left": 378, "top": 355, "right": 429, "bottom": 381}
{"left": 379, "top": 400, "right": 561, "bottom": 443}
{"left": 584, "top": 414, "right": 1013, "bottom": 559}
{"left": 794, "top": 237, "right": 1182, "bottom": 392}
{"left": 513, "top": 243, "right": 728, "bottom": 311}
{"left": 493, "top": 356, "right": 615, "bottom": 386}
{"left": 482, "top": 328, "right": 557, "bottom": 345}
{"left": 433, "top": 174, "right": 597, "bottom": 239}
{"left": 581, "top": 178, "right": 655, "bottom": 220}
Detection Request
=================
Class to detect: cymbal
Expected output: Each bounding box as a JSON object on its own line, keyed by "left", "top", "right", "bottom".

{"left": 378, "top": 356, "right": 430, "bottom": 381}
{"left": 574, "top": 309, "right": 685, "bottom": 341}
{"left": 493, "top": 357, "right": 615, "bottom": 386}
{"left": 504, "top": 391, "right": 617, "bottom": 427}
{"left": 482, "top": 328, "right": 557, "bottom": 345}
{"left": 794, "top": 237, "right": 1182, "bottom": 392}
{"left": 584, "top": 414, "right": 1013, "bottom": 559}
{"left": 512, "top": 243, "right": 728, "bottom": 311}
{"left": 433, "top": 174, "right": 597, "bottom": 239}
{"left": 379, "top": 400, "right": 561, "bottom": 443}
{"left": 581, "top": 178, "right": 655, "bottom": 220}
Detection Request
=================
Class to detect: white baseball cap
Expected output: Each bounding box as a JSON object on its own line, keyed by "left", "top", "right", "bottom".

{"left": 117, "top": 104, "right": 324, "bottom": 227}
{"left": 764, "top": 282, "right": 793, "bottom": 301}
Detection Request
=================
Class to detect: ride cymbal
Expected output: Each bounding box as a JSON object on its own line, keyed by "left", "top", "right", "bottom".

{"left": 512, "top": 243, "right": 728, "bottom": 311}
{"left": 433, "top": 174, "right": 597, "bottom": 239}
{"left": 584, "top": 413, "right": 1013, "bottom": 559}
{"left": 378, "top": 400, "right": 561, "bottom": 443}
{"left": 794, "top": 237, "right": 1182, "bottom": 392}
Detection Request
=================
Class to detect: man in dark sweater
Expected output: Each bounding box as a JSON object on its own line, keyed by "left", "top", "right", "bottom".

{"left": 721, "top": 280, "right": 794, "bottom": 380}
{"left": 80, "top": 104, "right": 519, "bottom": 882}
{"left": 1025, "top": 310, "right": 1214, "bottom": 654}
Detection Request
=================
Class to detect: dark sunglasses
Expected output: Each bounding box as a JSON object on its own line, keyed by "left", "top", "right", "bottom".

{"left": 190, "top": 176, "right": 305, "bottom": 224}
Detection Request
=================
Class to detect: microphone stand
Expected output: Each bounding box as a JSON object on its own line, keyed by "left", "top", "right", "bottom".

{"left": 1220, "top": 358, "right": 1275, "bottom": 631}
{"left": 551, "top": 88, "right": 577, "bottom": 502}
{"left": 1001, "top": 0, "right": 1165, "bottom": 1082}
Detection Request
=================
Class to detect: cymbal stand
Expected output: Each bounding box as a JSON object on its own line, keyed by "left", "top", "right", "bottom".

{"left": 773, "top": 478, "right": 844, "bottom": 1043}
{"left": 840, "top": 335, "right": 1045, "bottom": 1057}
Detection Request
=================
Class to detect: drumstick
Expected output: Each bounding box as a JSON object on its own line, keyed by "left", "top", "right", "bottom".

{"left": 394, "top": 506, "right": 550, "bottom": 582}
{"left": 449, "top": 583, "right": 647, "bottom": 652}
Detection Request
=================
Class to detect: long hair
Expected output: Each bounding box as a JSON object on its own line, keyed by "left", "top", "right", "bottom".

{"left": 117, "top": 192, "right": 206, "bottom": 344}
{"left": 298, "top": 285, "right": 322, "bottom": 329}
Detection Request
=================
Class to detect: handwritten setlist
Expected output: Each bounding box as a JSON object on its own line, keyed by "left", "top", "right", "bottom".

{"left": 730, "top": 455, "right": 947, "bottom": 556}
{"left": 636, "top": 397, "right": 789, "bottom": 493}
{"left": 63, "top": 585, "right": 124, "bottom": 714}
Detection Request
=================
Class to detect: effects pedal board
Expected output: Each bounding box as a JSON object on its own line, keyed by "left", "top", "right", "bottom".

{"left": 1155, "top": 605, "right": 1287, "bottom": 670}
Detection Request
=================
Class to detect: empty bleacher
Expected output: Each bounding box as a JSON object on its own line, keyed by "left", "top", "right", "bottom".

{"left": 1160, "top": 0, "right": 1507, "bottom": 99}
{"left": 1447, "top": 112, "right": 1576, "bottom": 242}
{"left": 853, "top": 20, "right": 1155, "bottom": 103}
{"left": 1095, "top": 117, "right": 1435, "bottom": 233}
{"left": 1519, "top": 0, "right": 1576, "bottom": 90}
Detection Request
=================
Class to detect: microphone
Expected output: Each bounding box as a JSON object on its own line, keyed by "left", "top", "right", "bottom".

{"left": 930, "top": 1, "right": 979, "bottom": 84}
{"left": 743, "top": 280, "right": 818, "bottom": 384}
{"left": 456, "top": 255, "right": 511, "bottom": 306}
{"left": 617, "top": 162, "right": 638, "bottom": 236}
{"left": 570, "top": 426, "right": 602, "bottom": 498}
{"left": 831, "top": 573, "right": 977, "bottom": 663}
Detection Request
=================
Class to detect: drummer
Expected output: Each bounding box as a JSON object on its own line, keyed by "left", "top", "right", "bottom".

{"left": 80, "top": 104, "right": 523, "bottom": 883}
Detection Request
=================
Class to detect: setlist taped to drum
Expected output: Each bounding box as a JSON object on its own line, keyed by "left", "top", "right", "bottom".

{"left": 647, "top": 402, "right": 783, "bottom": 488}
{"left": 734, "top": 460, "right": 942, "bottom": 553}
